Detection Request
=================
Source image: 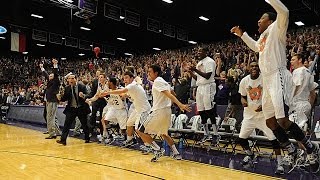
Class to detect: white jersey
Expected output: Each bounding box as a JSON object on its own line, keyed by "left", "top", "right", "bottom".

{"left": 97, "top": 83, "right": 109, "bottom": 94}
{"left": 196, "top": 56, "right": 216, "bottom": 86}
{"left": 292, "top": 66, "right": 318, "bottom": 103}
{"left": 104, "top": 88, "right": 126, "bottom": 110}
{"left": 239, "top": 75, "right": 263, "bottom": 119}
{"left": 151, "top": 77, "right": 171, "bottom": 111}
{"left": 241, "top": 0, "right": 289, "bottom": 76}
{"left": 126, "top": 81, "right": 151, "bottom": 113}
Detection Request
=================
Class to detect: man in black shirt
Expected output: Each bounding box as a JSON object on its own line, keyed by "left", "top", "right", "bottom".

{"left": 40, "top": 59, "right": 60, "bottom": 139}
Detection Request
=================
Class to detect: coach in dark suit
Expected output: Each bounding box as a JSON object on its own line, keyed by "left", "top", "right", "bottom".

{"left": 56, "top": 73, "right": 91, "bottom": 145}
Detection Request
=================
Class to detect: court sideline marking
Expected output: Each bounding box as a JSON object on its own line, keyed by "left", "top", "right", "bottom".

{"left": 0, "top": 150, "right": 165, "bottom": 180}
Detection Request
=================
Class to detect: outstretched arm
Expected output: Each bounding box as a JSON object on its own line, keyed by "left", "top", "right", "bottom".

{"left": 161, "top": 90, "right": 191, "bottom": 112}
{"left": 40, "top": 63, "right": 49, "bottom": 80}
{"left": 99, "top": 88, "right": 129, "bottom": 97}
{"left": 231, "top": 26, "right": 260, "bottom": 52}
{"left": 267, "top": 0, "right": 289, "bottom": 30}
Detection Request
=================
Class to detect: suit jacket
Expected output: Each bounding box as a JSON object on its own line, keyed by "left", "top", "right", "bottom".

{"left": 43, "top": 68, "right": 60, "bottom": 102}
{"left": 88, "top": 78, "right": 98, "bottom": 98}
{"left": 61, "top": 83, "right": 91, "bottom": 115}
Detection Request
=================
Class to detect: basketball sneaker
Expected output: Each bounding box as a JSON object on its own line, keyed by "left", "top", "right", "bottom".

{"left": 171, "top": 153, "right": 182, "bottom": 160}
{"left": 103, "top": 138, "right": 113, "bottom": 145}
{"left": 306, "top": 143, "right": 320, "bottom": 173}
{"left": 275, "top": 160, "right": 285, "bottom": 175}
{"left": 121, "top": 139, "right": 134, "bottom": 148}
{"left": 151, "top": 148, "right": 165, "bottom": 162}
{"left": 241, "top": 155, "right": 253, "bottom": 166}
{"left": 141, "top": 145, "right": 153, "bottom": 155}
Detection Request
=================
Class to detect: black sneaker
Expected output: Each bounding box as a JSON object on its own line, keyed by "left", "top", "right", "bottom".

{"left": 307, "top": 143, "right": 320, "bottom": 173}
{"left": 151, "top": 148, "right": 165, "bottom": 162}
{"left": 121, "top": 139, "right": 134, "bottom": 148}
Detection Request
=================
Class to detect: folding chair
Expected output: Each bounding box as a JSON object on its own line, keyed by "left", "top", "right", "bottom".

{"left": 215, "top": 117, "right": 238, "bottom": 154}
{"left": 1, "top": 105, "right": 9, "bottom": 122}
{"left": 173, "top": 114, "right": 194, "bottom": 148}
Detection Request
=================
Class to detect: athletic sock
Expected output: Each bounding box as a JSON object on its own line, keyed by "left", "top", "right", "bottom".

{"left": 151, "top": 141, "right": 160, "bottom": 151}
{"left": 171, "top": 145, "right": 180, "bottom": 155}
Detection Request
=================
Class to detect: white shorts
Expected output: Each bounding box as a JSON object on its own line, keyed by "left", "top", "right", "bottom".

{"left": 196, "top": 83, "right": 216, "bottom": 111}
{"left": 289, "top": 101, "right": 311, "bottom": 129}
{"left": 127, "top": 109, "right": 150, "bottom": 129}
{"left": 128, "top": 103, "right": 135, "bottom": 117}
{"left": 102, "top": 106, "right": 108, "bottom": 118}
{"left": 138, "top": 107, "right": 171, "bottom": 135}
{"left": 104, "top": 108, "right": 128, "bottom": 130}
{"left": 239, "top": 112, "right": 276, "bottom": 140}
{"left": 262, "top": 68, "right": 293, "bottom": 119}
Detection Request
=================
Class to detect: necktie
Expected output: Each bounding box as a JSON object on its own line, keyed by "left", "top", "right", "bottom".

{"left": 72, "top": 86, "right": 79, "bottom": 107}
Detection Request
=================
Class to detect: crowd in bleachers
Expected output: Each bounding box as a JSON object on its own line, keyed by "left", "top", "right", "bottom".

{"left": 0, "top": 26, "right": 319, "bottom": 109}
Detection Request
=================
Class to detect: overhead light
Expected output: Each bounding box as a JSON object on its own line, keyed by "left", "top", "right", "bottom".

{"left": 80, "top": 27, "right": 91, "bottom": 31}
{"left": 124, "top": 53, "right": 132, "bottom": 56}
{"left": 79, "top": 53, "right": 85, "bottom": 56}
{"left": 120, "top": 16, "right": 125, "bottom": 19}
{"left": 61, "top": 57, "right": 66, "bottom": 60}
{"left": 64, "top": 0, "right": 73, "bottom": 3}
{"left": 0, "top": 37, "right": 5, "bottom": 39}
{"left": 22, "top": 52, "right": 28, "bottom": 54}
{"left": 265, "top": 0, "right": 270, "bottom": 3}
{"left": 162, "top": 0, "right": 173, "bottom": 3}
{"left": 295, "top": 21, "right": 305, "bottom": 26}
{"left": 199, "top": 16, "right": 209, "bottom": 21}
{"left": 117, "top": 37, "right": 126, "bottom": 41}
{"left": 31, "top": 14, "right": 43, "bottom": 19}
{"left": 36, "top": 43, "right": 45, "bottom": 47}
{"left": 153, "top": 48, "right": 161, "bottom": 51}
{"left": 62, "top": 37, "right": 65, "bottom": 40}
{"left": 188, "top": 41, "right": 197, "bottom": 44}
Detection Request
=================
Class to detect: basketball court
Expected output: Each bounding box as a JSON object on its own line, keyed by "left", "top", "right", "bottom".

{"left": 0, "top": 123, "right": 280, "bottom": 180}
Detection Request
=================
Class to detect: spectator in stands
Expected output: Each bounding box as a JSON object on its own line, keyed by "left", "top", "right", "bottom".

{"left": 215, "top": 71, "right": 229, "bottom": 105}
{"left": 224, "top": 76, "right": 242, "bottom": 131}
{"left": 174, "top": 78, "right": 190, "bottom": 115}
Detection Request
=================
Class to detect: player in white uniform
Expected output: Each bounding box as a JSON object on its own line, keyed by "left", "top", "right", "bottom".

{"left": 231, "top": 0, "right": 319, "bottom": 172}
{"left": 231, "top": 0, "right": 319, "bottom": 169}
{"left": 186, "top": 47, "right": 219, "bottom": 142}
{"left": 136, "top": 65, "right": 191, "bottom": 162}
{"left": 100, "top": 77, "right": 128, "bottom": 144}
{"left": 238, "top": 62, "right": 284, "bottom": 174}
{"left": 290, "top": 53, "right": 318, "bottom": 129}
{"left": 100, "top": 71, "right": 151, "bottom": 148}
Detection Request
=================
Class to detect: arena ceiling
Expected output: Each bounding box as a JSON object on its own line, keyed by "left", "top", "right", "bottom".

{"left": 0, "top": 0, "right": 319, "bottom": 58}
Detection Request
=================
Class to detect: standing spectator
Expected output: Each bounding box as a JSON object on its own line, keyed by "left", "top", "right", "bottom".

{"left": 40, "top": 59, "right": 61, "bottom": 139}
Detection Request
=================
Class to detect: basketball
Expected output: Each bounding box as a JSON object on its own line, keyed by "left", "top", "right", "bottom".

{"left": 93, "top": 47, "right": 100, "bottom": 58}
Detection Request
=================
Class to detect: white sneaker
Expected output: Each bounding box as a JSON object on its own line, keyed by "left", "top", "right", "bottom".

{"left": 171, "top": 153, "right": 182, "bottom": 160}
{"left": 275, "top": 161, "right": 285, "bottom": 175}
{"left": 114, "top": 135, "right": 125, "bottom": 141}
{"left": 97, "top": 134, "right": 103, "bottom": 143}
{"left": 241, "top": 155, "right": 253, "bottom": 166}
{"left": 104, "top": 138, "right": 113, "bottom": 145}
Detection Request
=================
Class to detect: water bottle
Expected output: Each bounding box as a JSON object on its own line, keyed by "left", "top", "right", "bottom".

{"left": 178, "top": 137, "right": 184, "bottom": 149}
{"left": 315, "top": 121, "right": 320, "bottom": 139}
{"left": 162, "top": 140, "right": 170, "bottom": 156}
